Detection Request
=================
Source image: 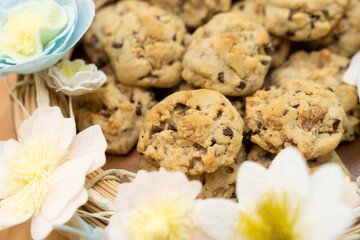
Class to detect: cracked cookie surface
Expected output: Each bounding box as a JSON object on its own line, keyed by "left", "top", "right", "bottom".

{"left": 137, "top": 89, "right": 244, "bottom": 175}
{"left": 75, "top": 76, "right": 157, "bottom": 155}
{"left": 182, "top": 13, "right": 272, "bottom": 97}
{"left": 245, "top": 80, "right": 346, "bottom": 159}
{"left": 254, "top": 0, "right": 348, "bottom": 41}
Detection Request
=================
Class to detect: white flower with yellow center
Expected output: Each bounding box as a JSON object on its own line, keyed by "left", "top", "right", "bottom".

{"left": 45, "top": 59, "right": 106, "bottom": 96}
{"left": 195, "top": 147, "right": 359, "bottom": 240}
{"left": 0, "top": 0, "right": 68, "bottom": 61}
{"left": 106, "top": 168, "right": 213, "bottom": 240}
{"left": 0, "top": 106, "right": 107, "bottom": 240}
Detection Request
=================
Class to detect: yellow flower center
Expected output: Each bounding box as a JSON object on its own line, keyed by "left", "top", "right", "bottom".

{"left": 58, "top": 60, "right": 90, "bottom": 80}
{"left": 1, "top": 139, "right": 67, "bottom": 216}
{"left": 235, "top": 191, "right": 302, "bottom": 240}
{"left": 126, "top": 194, "right": 195, "bottom": 240}
{"left": 1, "top": 12, "right": 46, "bottom": 56}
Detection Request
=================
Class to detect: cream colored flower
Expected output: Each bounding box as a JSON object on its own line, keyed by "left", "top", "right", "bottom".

{"left": 195, "top": 147, "right": 359, "bottom": 240}
{"left": 0, "top": 106, "right": 107, "bottom": 240}
{"left": 45, "top": 59, "right": 106, "bottom": 96}
{"left": 106, "top": 168, "right": 213, "bottom": 240}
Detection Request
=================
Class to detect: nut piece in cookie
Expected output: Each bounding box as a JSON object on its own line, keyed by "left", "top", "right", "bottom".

{"left": 254, "top": 0, "right": 348, "bottom": 41}
{"left": 182, "top": 13, "right": 272, "bottom": 97}
{"left": 137, "top": 89, "right": 244, "bottom": 175}
{"left": 75, "top": 76, "right": 157, "bottom": 155}
{"left": 245, "top": 80, "right": 346, "bottom": 159}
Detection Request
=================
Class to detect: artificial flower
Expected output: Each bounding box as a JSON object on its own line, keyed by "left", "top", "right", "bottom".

{"left": 342, "top": 50, "right": 360, "bottom": 97}
{"left": 0, "top": 106, "right": 107, "bottom": 240}
{"left": 195, "top": 147, "right": 359, "bottom": 240}
{"left": 0, "top": 141, "right": 5, "bottom": 155}
{"left": 45, "top": 59, "right": 106, "bottom": 96}
{"left": 106, "top": 168, "right": 213, "bottom": 240}
{"left": 0, "top": 0, "right": 95, "bottom": 76}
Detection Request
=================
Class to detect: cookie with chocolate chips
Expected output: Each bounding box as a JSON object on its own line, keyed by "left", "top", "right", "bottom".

{"left": 232, "top": 0, "right": 291, "bottom": 67}
{"left": 83, "top": 1, "right": 150, "bottom": 65}
{"left": 137, "top": 89, "right": 244, "bottom": 175}
{"left": 309, "top": 0, "right": 360, "bottom": 57}
{"left": 245, "top": 79, "right": 346, "bottom": 159}
{"left": 182, "top": 13, "right": 272, "bottom": 97}
{"left": 253, "top": 0, "right": 348, "bottom": 41}
{"left": 271, "top": 49, "right": 360, "bottom": 141}
{"left": 75, "top": 76, "right": 157, "bottom": 155}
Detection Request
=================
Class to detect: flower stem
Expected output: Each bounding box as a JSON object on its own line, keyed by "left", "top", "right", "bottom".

{"left": 5, "top": 75, "right": 30, "bottom": 118}
{"left": 68, "top": 95, "right": 75, "bottom": 121}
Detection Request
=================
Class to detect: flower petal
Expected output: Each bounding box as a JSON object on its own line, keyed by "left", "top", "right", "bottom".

{"left": 31, "top": 211, "right": 53, "bottom": 240}
{"left": 0, "top": 210, "right": 32, "bottom": 231}
{"left": 194, "top": 199, "right": 238, "bottom": 240}
{"left": 236, "top": 161, "right": 269, "bottom": 207}
{"left": 0, "top": 139, "right": 18, "bottom": 198}
{"left": 19, "top": 106, "right": 75, "bottom": 151}
{"left": 40, "top": 155, "right": 90, "bottom": 221}
{"left": 342, "top": 50, "right": 360, "bottom": 86}
{"left": 67, "top": 125, "right": 107, "bottom": 174}
{"left": 114, "top": 168, "right": 202, "bottom": 210}
{"left": 307, "top": 164, "right": 345, "bottom": 211}
{"left": 106, "top": 212, "right": 131, "bottom": 240}
{"left": 268, "top": 147, "right": 309, "bottom": 196}
{"left": 340, "top": 178, "right": 360, "bottom": 207}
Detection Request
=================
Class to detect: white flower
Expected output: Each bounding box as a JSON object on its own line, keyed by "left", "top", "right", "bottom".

{"left": 343, "top": 51, "right": 360, "bottom": 86}
{"left": 0, "top": 106, "right": 107, "bottom": 239}
{"left": 106, "top": 168, "right": 212, "bottom": 240}
{"left": 45, "top": 59, "right": 106, "bottom": 96}
{"left": 194, "top": 147, "right": 359, "bottom": 240}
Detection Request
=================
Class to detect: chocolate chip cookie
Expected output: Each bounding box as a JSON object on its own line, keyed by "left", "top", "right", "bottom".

{"left": 83, "top": 1, "right": 150, "bottom": 66}
{"left": 309, "top": 0, "right": 360, "bottom": 57}
{"left": 137, "top": 89, "right": 244, "bottom": 175}
{"left": 133, "top": 0, "right": 231, "bottom": 29}
{"left": 232, "top": 0, "right": 291, "bottom": 67}
{"left": 245, "top": 79, "right": 346, "bottom": 159}
{"left": 75, "top": 76, "right": 157, "bottom": 155}
{"left": 182, "top": 13, "right": 272, "bottom": 97}
{"left": 254, "top": 0, "right": 349, "bottom": 41}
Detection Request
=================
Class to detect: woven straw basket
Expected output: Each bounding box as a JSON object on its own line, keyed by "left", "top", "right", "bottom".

{"left": 9, "top": 0, "right": 360, "bottom": 237}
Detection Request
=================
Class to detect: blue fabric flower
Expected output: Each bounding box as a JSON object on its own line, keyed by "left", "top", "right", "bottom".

{"left": 0, "top": 0, "right": 95, "bottom": 76}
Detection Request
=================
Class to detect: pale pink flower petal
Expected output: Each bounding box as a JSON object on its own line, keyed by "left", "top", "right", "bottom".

{"left": 236, "top": 161, "right": 269, "bottom": 207}
{"left": 19, "top": 106, "right": 76, "bottom": 150}
{"left": 268, "top": 147, "right": 309, "bottom": 196}
{"left": 114, "top": 168, "right": 202, "bottom": 211}
{"left": 67, "top": 125, "right": 107, "bottom": 174}
{"left": 0, "top": 210, "right": 32, "bottom": 231}
{"left": 0, "top": 139, "right": 18, "bottom": 198}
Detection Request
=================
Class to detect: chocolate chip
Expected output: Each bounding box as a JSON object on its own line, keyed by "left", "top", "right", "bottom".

{"left": 333, "top": 33, "right": 344, "bottom": 41}
{"left": 295, "top": 90, "right": 302, "bottom": 93}
{"left": 223, "top": 127, "right": 233, "bottom": 138}
{"left": 196, "top": 106, "right": 201, "bottom": 111}
{"left": 91, "top": 34, "right": 99, "bottom": 43}
{"left": 151, "top": 125, "right": 163, "bottom": 134}
{"left": 211, "top": 139, "right": 216, "bottom": 146}
{"left": 172, "top": 34, "right": 177, "bottom": 41}
{"left": 311, "top": 19, "right": 316, "bottom": 29}
{"left": 112, "top": 42, "right": 123, "bottom": 48}
{"left": 285, "top": 31, "right": 295, "bottom": 37}
{"left": 130, "top": 94, "right": 134, "bottom": 103}
{"left": 136, "top": 106, "right": 142, "bottom": 116}
{"left": 217, "top": 72, "right": 224, "bottom": 83}
{"left": 238, "top": 82, "right": 246, "bottom": 89}
{"left": 333, "top": 118, "right": 341, "bottom": 130}
{"left": 292, "top": 104, "right": 300, "bottom": 109}
{"left": 261, "top": 60, "right": 269, "bottom": 66}
{"left": 257, "top": 122, "right": 263, "bottom": 129}
{"left": 283, "top": 109, "right": 289, "bottom": 116}
{"left": 168, "top": 123, "right": 177, "bottom": 132}
{"left": 265, "top": 46, "right": 272, "bottom": 56}
{"left": 288, "top": 10, "right": 296, "bottom": 20}
{"left": 225, "top": 166, "right": 234, "bottom": 174}
{"left": 322, "top": 9, "right": 329, "bottom": 17}
{"left": 238, "top": 4, "right": 245, "bottom": 10}
{"left": 327, "top": 87, "right": 334, "bottom": 92}
{"left": 285, "top": 138, "right": 295, "bottom": 145}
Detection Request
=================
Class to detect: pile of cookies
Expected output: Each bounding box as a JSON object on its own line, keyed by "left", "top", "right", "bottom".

{"left": 75, "top": 0, "right": 360, "bottom": 198}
